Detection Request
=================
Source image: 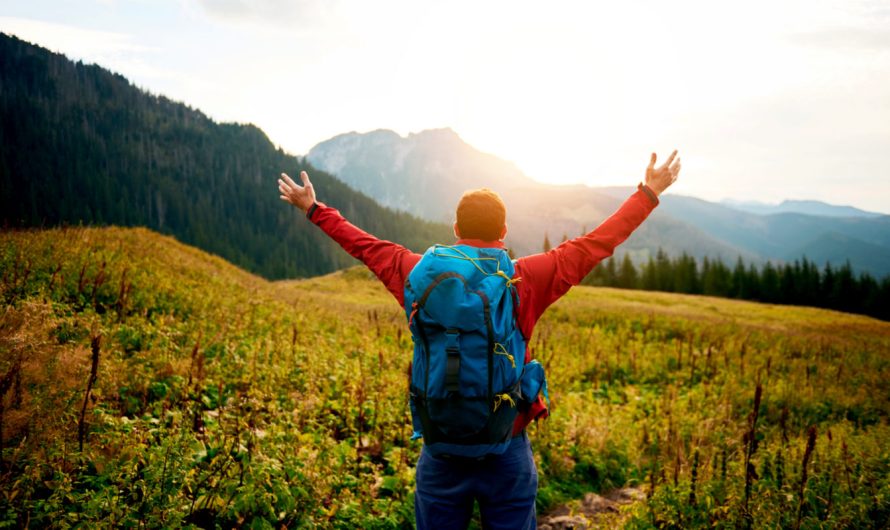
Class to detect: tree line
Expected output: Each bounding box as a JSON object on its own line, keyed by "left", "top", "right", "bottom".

{"left": 581, "top": 249, "right": 890, "bottom": 321}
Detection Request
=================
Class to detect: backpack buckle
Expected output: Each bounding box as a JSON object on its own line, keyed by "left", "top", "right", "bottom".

{"left": 444, "top": 329, "right": 460, "bottom": 393}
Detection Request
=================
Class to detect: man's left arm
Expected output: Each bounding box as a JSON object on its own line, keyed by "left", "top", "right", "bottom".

{"left": 515, "top": 150, "right": 680, "bottom": 322}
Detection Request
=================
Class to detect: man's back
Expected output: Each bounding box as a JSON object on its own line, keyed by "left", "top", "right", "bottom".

{"left": 302, "top": 186, "right": 658, "bottom": 439}
{"left": 277, "top": 150, "right": 679, "bottom": 529}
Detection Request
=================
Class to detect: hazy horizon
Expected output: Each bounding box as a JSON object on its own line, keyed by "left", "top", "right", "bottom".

{"left": 2, "top": 0, "right": 889, "bottom": 214}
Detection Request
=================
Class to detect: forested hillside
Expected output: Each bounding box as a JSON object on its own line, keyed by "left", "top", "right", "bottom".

{"left": 0, "top": 33, "right": 451, "bottom": 278}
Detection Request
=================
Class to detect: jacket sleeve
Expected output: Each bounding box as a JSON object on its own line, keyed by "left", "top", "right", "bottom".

{"left": 515, "top": 186, "right": 659, "bottom": 324}
{"left": 307, "top": 202, "right": 421, "bottom": 307}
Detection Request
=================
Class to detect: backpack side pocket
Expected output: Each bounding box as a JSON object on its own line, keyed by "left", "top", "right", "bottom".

{"left": 519, "top": 360, "right": 549, "bottom": 409}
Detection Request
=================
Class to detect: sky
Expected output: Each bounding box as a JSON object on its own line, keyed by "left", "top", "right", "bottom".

{"left": 2, "top": 0, "right": 890, "bottom": 213}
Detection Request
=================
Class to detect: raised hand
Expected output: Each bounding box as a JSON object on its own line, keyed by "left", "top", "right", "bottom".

{"left": 278, "top": 170, "right": 317, "bottom": 213}
{"left": 645, "top": 150, "right": 681, "bottom": 196}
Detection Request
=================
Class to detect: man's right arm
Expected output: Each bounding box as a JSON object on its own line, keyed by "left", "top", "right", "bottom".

{"left": 307, "top": 202, "right": 420, "bottom": 306}
{"left": 279, "top": 171, "right": 420, "bottom": 307}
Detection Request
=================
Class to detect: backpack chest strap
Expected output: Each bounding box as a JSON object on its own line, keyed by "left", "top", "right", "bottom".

{"left": 444, "top": 329, "right": 460, "bottom": 393}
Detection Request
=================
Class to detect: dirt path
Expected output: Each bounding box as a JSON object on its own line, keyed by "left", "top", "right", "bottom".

{"left": 537, "top": 487, "right": 646, "bottom": 530}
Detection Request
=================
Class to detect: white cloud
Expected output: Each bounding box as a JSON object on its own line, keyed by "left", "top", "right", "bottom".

{"left": 0, "top": 16, "right": 174, "bottom": 81}
{"left": 790, "top": 28, "right": 890, "bottom": 51}
{"left": 190, "top": 0, "right": 423, "bottom": 36}
{"left": 0, "top": 17, "right": 150, "bottom": 60}
{"left": 192, "top": 0, "right": 327, "bottom": 28}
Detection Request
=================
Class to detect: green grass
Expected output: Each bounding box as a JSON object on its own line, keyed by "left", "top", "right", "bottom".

{"left": 1, "top": 226, "right": 888, "bottom": 528}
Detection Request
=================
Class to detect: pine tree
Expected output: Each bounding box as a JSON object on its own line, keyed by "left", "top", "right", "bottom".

{"left": 655, "top": 248, "right": 673, "bottom": 291}
{"left": 834, "top": 261, "right": 856, "bottom": 312}
{"left": 779, "top": 262, "right": 798, "bottom": 304}
{"left": 822, "top": 262, "right": 836, "bottom": 307}
{"left": 642, "top": 255, "right": 658, "bottom": 291}
{"left": 674, "top": 253, "right": 699, "bottom": 294}
{"left": 617, "top": 254, "right": 638, "bottom": 289}
{"left": 731, "top": 256, "right": 747, "bottom": 299}
{"left": 746, "top": 263, "right": 762, "bottom": 300}
{"left": 761, "top": 262, "right": 780, "bottom": 303}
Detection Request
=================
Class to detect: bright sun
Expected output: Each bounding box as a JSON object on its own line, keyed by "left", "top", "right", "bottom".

{"left": 373, "top": 0, "right": 817, "bottom": 194}
{"left": 381, "top": 2, "right": 698, "bottom": 186}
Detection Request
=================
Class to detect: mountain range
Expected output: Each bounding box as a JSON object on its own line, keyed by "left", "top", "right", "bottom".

{"left": 721, "top": 199, "right": 883, "bottom": 218}
{"left": 308, "top": 129, "right": 890, "bottom": 277}
{"left": 2, "top": 31, "right": 889, "bottom": 280}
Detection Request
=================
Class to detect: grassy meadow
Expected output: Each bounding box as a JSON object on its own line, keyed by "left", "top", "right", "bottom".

{"left": 1, "top": 227, "right": 888, "bottom": 528}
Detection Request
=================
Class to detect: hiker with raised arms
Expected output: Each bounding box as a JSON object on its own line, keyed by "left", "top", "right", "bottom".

{"left": 278, "top": 150, "right": 680, "bottom": 530}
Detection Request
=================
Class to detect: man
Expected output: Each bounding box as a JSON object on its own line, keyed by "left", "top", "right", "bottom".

{"left": 278, "top": 150, "right": 680, "bottom": 529}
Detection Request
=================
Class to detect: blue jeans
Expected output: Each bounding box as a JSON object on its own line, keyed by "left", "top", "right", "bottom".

{"left": 414, "top": 434, "right": 538, "bottom": 530}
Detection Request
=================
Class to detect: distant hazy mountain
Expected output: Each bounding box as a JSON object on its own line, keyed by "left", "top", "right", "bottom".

{"left": 308, "top": 129, "right": 890, "bottom": 277}
{"left": 309, "top": 129, "right": 753, "bottom": 262}
{"left": 656, "top": 196, "right": 890, "bottom": 275}
{"left": 721, "top": 199, "right": 884, "bottom": 218}
{"left": 308, "top": 128, "right": 536, "bottom": 223}
{"left": 306, "top": 129, "right": 759, "bottom": 261}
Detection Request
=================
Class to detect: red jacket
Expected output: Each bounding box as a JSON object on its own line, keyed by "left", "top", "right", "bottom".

{"left": 308, "top": 185, "right": 659, "bottom": 434}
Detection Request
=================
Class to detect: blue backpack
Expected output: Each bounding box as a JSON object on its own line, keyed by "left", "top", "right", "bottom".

{"left": 404, "top": 244, "right": 544, "bottom": 458}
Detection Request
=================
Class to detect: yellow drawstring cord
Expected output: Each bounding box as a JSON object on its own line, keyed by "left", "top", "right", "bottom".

{"left": 432, "top": 245, "right": 522, "bottom": 287}
{"left": 494, "top": 343, "right": 516, "bottom": 369}
{"left": 493, "top": 393, "right": 516, "bottom": 412}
